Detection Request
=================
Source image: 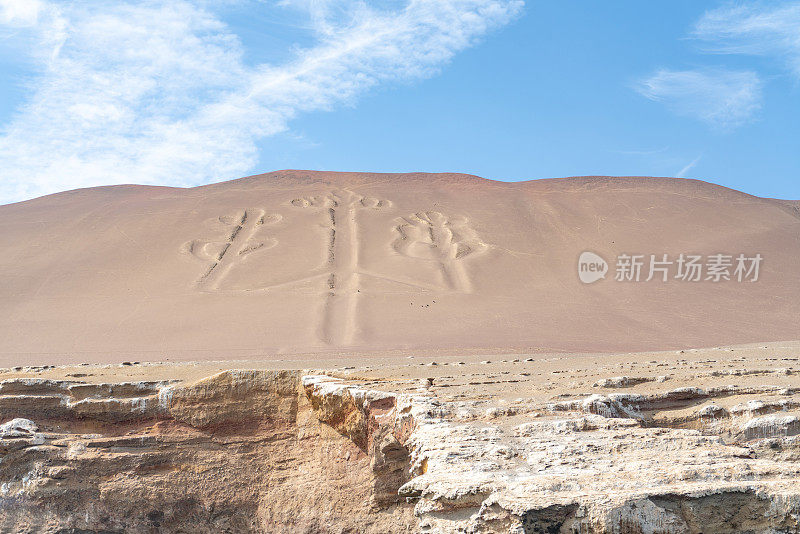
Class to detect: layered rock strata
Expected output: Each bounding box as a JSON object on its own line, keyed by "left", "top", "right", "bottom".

{"left": 1, "top": 370, "right": 799, "bottom": 533}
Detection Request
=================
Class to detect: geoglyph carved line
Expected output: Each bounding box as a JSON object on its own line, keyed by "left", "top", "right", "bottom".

{"left": 291, "top": 190, "right": 390, "bottom": 346}
{"left": 182, "top": 208, "right": 282, "bottom": 290}
{"left": 181, "top": 197, "right": 488, "bottom": 347}
{"left": 392, "top": 211, "right": 487, "bottom": 293}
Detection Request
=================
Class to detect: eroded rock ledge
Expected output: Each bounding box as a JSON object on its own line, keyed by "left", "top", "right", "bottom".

{"left": 1, "top": 369, "right": 799, "bottom": 533}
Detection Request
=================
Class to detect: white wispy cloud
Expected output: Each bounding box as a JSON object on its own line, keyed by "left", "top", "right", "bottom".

{"left": 635, "top": 68, "right": 763, "bottom": 129}
{"left": 0, "top": 0, "right": 46, "bottom": 27}
{"left": 693, "top": 2, "right": 800, "bottom": 78}
{"left": 635, "top": 3, "right": 800, "bottom": 131}
{"left": 0, "top": 0, "right": 523, "bottom": 203}
{"left": 676, "top": 154, "right": 702, "bottom": 178}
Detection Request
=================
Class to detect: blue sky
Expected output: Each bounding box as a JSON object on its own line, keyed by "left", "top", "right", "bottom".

{"left": 0, "top": 1, "right": 798, "bottom": 204}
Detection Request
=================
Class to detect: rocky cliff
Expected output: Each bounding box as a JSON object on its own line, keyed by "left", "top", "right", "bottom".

{"left": 1, "top": 364, "right": 800, "bottom": 533}
{"left": 0, "top": 371, "right": 414, "bottom": 532}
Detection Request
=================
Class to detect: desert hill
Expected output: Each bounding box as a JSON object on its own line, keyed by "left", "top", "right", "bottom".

{"left": 0, "top": 170, "right": 798, "bottom": 365}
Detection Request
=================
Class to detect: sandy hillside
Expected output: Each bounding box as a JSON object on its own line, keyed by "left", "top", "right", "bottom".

{"left": 0, "top": 170, "right": 798, "bottom": 366}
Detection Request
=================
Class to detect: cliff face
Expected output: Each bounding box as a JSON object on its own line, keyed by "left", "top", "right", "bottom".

{"left": 0, "top": 371, "right": 415, "bottom": 533}
{"left": 1, "top": 368, "right": 800, "bottom": 533}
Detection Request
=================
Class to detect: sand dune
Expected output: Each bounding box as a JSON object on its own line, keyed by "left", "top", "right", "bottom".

{"left": 0, "top": 170, "right": 798, "bottom": 366}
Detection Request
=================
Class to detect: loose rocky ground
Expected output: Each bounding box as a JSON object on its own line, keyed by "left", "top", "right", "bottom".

{"left": 1, "top": 341, "right": 800, "bottom": 533}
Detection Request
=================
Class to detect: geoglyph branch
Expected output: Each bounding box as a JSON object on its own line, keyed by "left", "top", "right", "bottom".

{"left": 183, "top": 208, "right": 282, "bottom": 290}
{"left": 393, "top": 211, "right": 487, "bottom": 292}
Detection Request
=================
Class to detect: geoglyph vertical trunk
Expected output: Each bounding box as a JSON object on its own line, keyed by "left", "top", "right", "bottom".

{"left": 292, "top": 190, "right": 389, "bottom": 346}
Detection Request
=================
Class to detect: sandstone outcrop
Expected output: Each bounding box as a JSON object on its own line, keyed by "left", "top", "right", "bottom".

{"left": 1, "top": 366, "right": 800, "bottom": 533}
{"left": 0, "top": 371, "right": 414, "bottom": 533}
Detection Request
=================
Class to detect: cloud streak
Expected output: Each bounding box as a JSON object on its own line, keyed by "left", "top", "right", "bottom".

{"left": 635, "top": 68, "right": 763, "bottom": 129}
{"left": 0, "top": 0, "right": 523, "bottom": 203}
{"left": 635, "top": 3, "right": 800, "bottom": 131}
{"left": 693, "top": 2, "right": 800, "bottom": 78}
{"left": 676, "top": 154, "right": 702, "bottom": 178}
